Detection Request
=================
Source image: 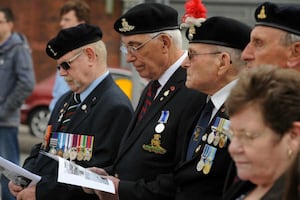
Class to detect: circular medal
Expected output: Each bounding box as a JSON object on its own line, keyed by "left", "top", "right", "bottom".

{"left": 63, "top": 150, "right": 70, "bottom": 160}
{"left": 219, "top": 135, "right": 225, "bottom": 148}
{"left": 203, "top": 162, "right": 211, "bottom": 174}
{"left": 49, "top": 147, "right": 57, "bottom": 155}
{"left": 207, "top": 132, "right": 215, "bottom": 144}
{"left": 213, "top": 133, "right": 220, "bottom": 146}
{"left": 202, "top": 133, "right": 207, "bottom": 142}
{"left": 69, "top": 147, "right": 77, "bottom": 161}
{"left": 155, "top": 123, "right": 165, "bottom": 133}
{"left": 196, "top": 159, "right": 205, "bottom": 172}
{"left": 57, "top": 149, "right": 63, "bottom": 157}
{"left": 77, "top": 150, "right": 84, "bottom": 161}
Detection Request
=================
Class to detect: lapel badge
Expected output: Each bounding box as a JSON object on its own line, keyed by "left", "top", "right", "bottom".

{"left": 257, "top": 6, "right": 267, "bottom": 19}
{"left": 48, "top": 45, "right": 57, "bottom": 57}
{"left": 142, "top": 134, "right": 167, "bottom": 154}
{"left": 163, "top": 90, "right": 170, "bottom": 97}
{"left": 119, "top": 18, "right": 135, "bottom": 32}
{"left": 81, "top": 104, "right": 87, "bottom": 111}
{"left": 170, "top": 86, "right": 175, "bottom": 91}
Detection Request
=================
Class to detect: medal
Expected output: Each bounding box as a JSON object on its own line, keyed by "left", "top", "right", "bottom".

{"left": 84, "top": 136, "right": 94, "bottom": 161}
{"left": 155, "top": 123, "right": 165, "bottom": 133}
{"left": 196, "top": 159, "right": 205, "bottom": 171}
{"left": 213, "top": 132, "right": 220, "bottom": 146}
{"left": 70, "top": 134, "right": 78, "bottom": 161}
{"left": 63, "top": 133, "right": 71, "bottom": 159}
{"left": 202, "top": 133, "right": 207, "bottom": 142}
{"left": 49, "top": 132, "right": 58, "bottom": 155}
{"left": 203, "top": 161, "right": 211, "bottom": 174}
{"left": 207, "top": 132, "right": 215, "bottom": 144}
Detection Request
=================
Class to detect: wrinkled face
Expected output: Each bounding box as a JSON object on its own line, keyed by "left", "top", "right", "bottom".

{"left": 57, "top": 48, "right": 92, "bottom": 93}
{"left": 241, "top": 26, "right": 289, "bottom": 68}
{"left": 182, "top": 43, "right": 221, "bottom": 94}
{"left": 121, "top": 34, "right": 169, "bottom": 80}
{"left": 228, "top": 105, "right": 289, "bottom": 185}
{"left": 60, "top": 10, "right": 83, "bottom": 29}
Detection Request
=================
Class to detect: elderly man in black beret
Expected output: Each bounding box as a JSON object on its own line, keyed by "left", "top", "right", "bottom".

{"left": 242, "top": 1, "right": 300, "bottom": 71}
{"left": 173, "top": 16, "right": 251, "bottom": 200}
{"left": 8, "top": 24, "right": 133, "bottom": 200}
{"left": 83, "top": 3, "right": 206, "bottom": 200}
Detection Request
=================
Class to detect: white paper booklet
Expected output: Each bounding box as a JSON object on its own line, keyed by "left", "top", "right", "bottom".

{"left": 40, "top": 151, "right": 115, "bottom": 194}
{"left": 0, "top": 156, "right": 41, "bottom": 187}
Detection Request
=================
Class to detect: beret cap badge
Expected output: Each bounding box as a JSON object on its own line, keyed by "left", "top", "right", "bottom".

{"left": 47, "top": 45, "right": 57, "bottom": 57}
{"left": 180, "top": 0, "right": 207, "bottom": 40}
{"left": 257, "top": 6, "right": 267, "bottom": 19}
{"left": 119, "top": 18, "right": 135, "bottom": 33}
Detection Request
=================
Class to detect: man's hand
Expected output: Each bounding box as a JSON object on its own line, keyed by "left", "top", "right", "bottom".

{"left": 16, "top": 185, "right": 36, "bottom": 200}
{"left": 82, "top": 167, "right": 120, "bottom": 200}
{"left": 8, "top": 181, "right": 24, "bottom": 197}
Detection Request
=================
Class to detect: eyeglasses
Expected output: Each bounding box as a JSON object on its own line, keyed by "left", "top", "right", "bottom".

{"left": 57, "top": 49, "right": 83, "bottom": 71}
{"left": 120, "top": 33, "right": 163, "bottom": 55}
{"left": 227, "top": 128, "right": 266, "bottom": 144}
{"left": 188, "top": 51, "right": 221, "bottom": 60}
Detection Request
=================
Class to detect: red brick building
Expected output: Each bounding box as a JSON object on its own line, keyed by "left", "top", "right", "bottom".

{"left": 1, "top": 0, "right": 122, "bottom": 82}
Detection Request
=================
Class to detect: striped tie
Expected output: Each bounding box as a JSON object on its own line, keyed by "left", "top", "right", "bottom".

{"left": 138, "top": 80, "right": 160, "bottom": 121}
{"left": 59, "top": 93, "right": 81, "bottom": 131}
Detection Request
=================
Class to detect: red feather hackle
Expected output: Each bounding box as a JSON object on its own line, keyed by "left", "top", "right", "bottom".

{"left": 182, "top": 0, "right": 207, "bottom": 22}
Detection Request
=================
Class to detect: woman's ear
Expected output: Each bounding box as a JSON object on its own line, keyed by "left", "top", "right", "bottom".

{"left": 288, "top": 121, "right": 300, "bottom": 152}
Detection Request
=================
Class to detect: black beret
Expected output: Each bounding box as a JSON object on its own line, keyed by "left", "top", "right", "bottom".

{"left": 46, "top": 24, "right": 103, "bottom": 59}
{"left": 114, "top": 3, "right": 179, "bottom": 35}
{"left": 255, "top": 2, "right": 300, "bottom": 36}
{"left": 186, "top": 16, "right": 251, "bottom": 50}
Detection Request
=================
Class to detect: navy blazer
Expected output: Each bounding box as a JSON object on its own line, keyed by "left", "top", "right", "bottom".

{"left": 106, "top": 67, "right": 207, "bottom": 200}
{"left": 174, "top": 103, "right": 236, "bottom": 200}
{"left": 23, "top": 74, "right": 133, "bottom": 200}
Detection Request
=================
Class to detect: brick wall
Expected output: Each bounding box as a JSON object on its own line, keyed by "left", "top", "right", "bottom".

{"left": 0, "top": 0, "right": 122, "bottom": 82}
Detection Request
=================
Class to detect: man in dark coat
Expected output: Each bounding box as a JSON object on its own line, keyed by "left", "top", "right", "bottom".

{"left": 8, "top": 24, "right": 133, "bottom": 200}
{"left": 83, "top": 3, "right": 206, "bottom": 200}
{"left": 174, "top": 16, "right": 251, "bottom": 200}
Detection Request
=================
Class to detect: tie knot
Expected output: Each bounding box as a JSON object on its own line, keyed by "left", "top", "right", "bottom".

{"left": 72, "top": 93, "right": 81, "bottom": 104}
{"left": 151, "top": 80, "right": 161, "bottom": 91}
{"left": 206, "top": 99, "right": 214, "bottom": 110}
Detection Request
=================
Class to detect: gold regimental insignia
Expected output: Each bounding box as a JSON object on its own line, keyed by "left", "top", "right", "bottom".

{"left": 142, "top": 134, "right": 167, "bottom": 154}
{"left": 119, "top": 18, "right": 135, "bottom": 32}
{"left": 188, "top": 26, "right": 196, "bottom": 40}
{"left": 48, "top": 45, "right": 57, "bottom": 57}
{"left": 257, "top": 6, "right": 267, "bottom": 19}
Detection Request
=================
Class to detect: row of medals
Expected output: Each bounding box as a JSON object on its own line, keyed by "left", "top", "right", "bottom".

{"left": 196, "top": 128, "right": 228, "bottom": 174}
{"left": 48, "top": 133, "right": 94, "bottom": 162}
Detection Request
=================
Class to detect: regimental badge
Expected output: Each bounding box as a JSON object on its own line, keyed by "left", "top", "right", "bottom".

{"left": 142, "top": 111, "right": 169, "bottom": 154}
{"left": 257, "top": 6, "right": 267, "bottom": 19}
{"left": 188, "top": 25, "right": 196, "bottom": 40}
{"left": 119, "top": 18, "right": 135, "bottom": 32}
{"left": 47, "top": 45, "right": 57, "bottom": 57}
{"left": 142, "top": 134, "right": 167, "bottom": 154}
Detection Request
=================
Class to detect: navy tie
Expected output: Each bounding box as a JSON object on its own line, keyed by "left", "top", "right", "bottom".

{"left": 138, "top": 80, "right": 160, "bottom": 121}
{"left": 59, "top": 93, "right": 81, "bottom": 131}
{"left": 186, "top": 99, "right": 214, "bottom": 160}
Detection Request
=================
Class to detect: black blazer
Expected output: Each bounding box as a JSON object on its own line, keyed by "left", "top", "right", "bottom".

{"left": 104, "top": 67, "right": 207, "bottom": 200}
{"left": 174, "top": 103, "right": 236, "bottom": 200}
{"left": 23, "top": 74, "right": 134, "bottom": 200}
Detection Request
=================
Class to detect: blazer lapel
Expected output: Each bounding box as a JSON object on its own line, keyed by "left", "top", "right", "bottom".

{"left": 115, "top": 67, "right": 186, "bottom": 162}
